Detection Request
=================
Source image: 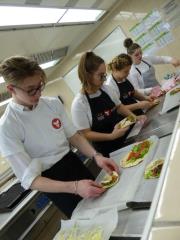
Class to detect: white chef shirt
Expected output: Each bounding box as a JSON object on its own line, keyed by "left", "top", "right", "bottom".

{"left": 128, "top": 55, "right": 172, "bottom": 95}
{"left": 0, "top": 97, "right": 76, "bottom": 189}
{"left": 71, "top": 84, "right": 121, "bottom": 130}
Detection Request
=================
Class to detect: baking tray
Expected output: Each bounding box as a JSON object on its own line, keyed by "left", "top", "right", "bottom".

{"left": 72, "top": 135, "right": 159, "bottom": 219}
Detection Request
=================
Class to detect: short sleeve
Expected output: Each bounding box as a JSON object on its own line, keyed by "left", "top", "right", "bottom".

{"left": 71, "top": 96, "right": 91, "bottom": 130}
{"left": 103, "top": 85, "right": 121, "bottom": 106}
{"left": 106, "top": 76, "right": 120, "bottom": 99}
{"left": 128, "top": 68, "right": 144, "bottom": 89}
{"left": 0, "top": 121, "right": 25, "bottom": 157}
{"left": 144, "top": 55, "right": 172, "bottom": 64}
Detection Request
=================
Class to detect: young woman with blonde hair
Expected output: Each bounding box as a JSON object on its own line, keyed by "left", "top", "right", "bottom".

{"left": 71, "top": 52, "right": 146, "bottom": 157}
{"left": 106, "top": 53, "right": 155, "bottom": 115}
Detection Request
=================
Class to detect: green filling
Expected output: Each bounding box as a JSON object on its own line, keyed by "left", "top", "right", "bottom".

{"left": 128, "top": 146, "right": 149, "bottom": 163}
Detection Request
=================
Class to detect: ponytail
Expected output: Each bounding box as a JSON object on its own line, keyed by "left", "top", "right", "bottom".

{"left": 78, "top": 52, "right": 104, "bottom": 91}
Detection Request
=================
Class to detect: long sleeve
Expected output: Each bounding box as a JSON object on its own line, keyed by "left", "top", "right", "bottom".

{"left": 144, "top": 55, "right": 172, "bottom": 65}
{"left": 137, "top": 87, "right": 152, "bottom": 95}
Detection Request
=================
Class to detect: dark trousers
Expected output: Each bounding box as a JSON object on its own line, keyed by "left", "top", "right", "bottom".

{"left": 42, "top": 151, "right": 94, "bottom": 218}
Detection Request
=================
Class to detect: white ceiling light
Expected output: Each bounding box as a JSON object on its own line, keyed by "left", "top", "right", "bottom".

{"left": 0, "top": 76, "right": 5, "bottom": 83}
{"left": 40, "top": 59, "right": 60, "bottom": 70}
{"left": 0, "top": 6, "right": 66, "bottom": 26}
{"left": 0, "top": 6, "right": 105, "bottom": 27}
{"left": 59, "top": 9, "right": 105, "bottom": 23}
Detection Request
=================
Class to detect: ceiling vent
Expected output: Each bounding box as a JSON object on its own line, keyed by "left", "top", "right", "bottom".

{"left": 25, "top": 0, "right": 42, "bottom": 5}
{"left": 30, "top": 46, "right": 68, "bottom": 64}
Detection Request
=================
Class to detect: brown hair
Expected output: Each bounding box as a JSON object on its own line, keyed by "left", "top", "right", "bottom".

{"left": 78, "top": 52, "right": 104, "bottom": 91}
{"left": 0, "top": 56, "right": 46, "bottom": 85}
{"left": 123, "top": 38, "right": 141, "bottom": 55}
{"left": 108, "top": 53, "right": 132, "bottom": 72}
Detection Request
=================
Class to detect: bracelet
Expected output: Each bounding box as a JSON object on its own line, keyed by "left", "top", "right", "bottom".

{"left": 74, "top": 180, "right": 78, "bottom": 195}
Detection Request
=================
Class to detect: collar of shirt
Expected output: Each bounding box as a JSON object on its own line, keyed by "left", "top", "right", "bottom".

{"left": 116, "top": 78, "right": 126, "bottom": 83}
{"left": 111, "top": 75, "right": 126, "bottom": 83}
{"left": 11, "top": 100, "right": 37, "bottom": 111}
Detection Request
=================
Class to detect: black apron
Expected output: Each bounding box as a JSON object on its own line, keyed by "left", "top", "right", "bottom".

{"left": 85, "top": 89, "right": 125, "bottom": 157}
{"left": 42, "top": 151, "right": 94, "bottom": 218}
{"left": 112, "top": 75, "right": 143, "bottom": 116}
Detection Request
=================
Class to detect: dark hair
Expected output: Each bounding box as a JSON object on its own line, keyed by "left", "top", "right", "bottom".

{"left": 108, "top": 53, "right": 132, "bottom": 72}
{"left": 0, "top": 56, "right": 46, "bottom": 85}
{"left": 78, "top": 52, "right": 105, "bottom": 91}
{"left": 123, "top": 38, "right": 141, "bottom": 55}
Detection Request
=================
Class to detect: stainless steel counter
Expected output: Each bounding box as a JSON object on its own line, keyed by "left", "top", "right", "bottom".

{"left": 71, "top": 134, "right": 173, "bottom": 239}
{"left": 136, "top": 97, "right": 178, "bottom": 140}
{"left": 1, "top": 96, "right": 179, "bottom": 240}
{"left": 110, "top": 99, "right": 179, "bottom": 238}
{"left": 111, "top": 135, "right": 171, "bottom": 238}
{"left": 112, "top": 209, "right": 149, "bottom": 238}
{"left": 141, "top": 109, "right": 180, "bottom": 240}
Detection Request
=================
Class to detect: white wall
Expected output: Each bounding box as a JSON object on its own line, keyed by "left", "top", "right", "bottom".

{"left": 64, "top": 66, "right": 80, "bottom": 96}
{"left": 94, "top": 26, "right": 126, "bottom": 62}
{"left": 63, "top": 26, "right": 126, "bottom": 96}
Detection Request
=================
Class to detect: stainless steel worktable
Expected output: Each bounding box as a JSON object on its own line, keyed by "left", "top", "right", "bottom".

{"left": 110, "top": 99, "right": 179, "bottom": 239}
{"left": 1, "top": 97, "right": 179, "bottom": 240}
{"left": 111, "top": 134, "right": 171, "bottom": 238}
{"left": 136, "top": 96, "right": 178, "bottom": 140}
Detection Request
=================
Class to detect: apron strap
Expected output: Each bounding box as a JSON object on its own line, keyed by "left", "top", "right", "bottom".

{"left": 135, "top": 59, "right": 151, "bottom": 76}
{"left": 142, "top": 59, "right": 151, "bottom": 68}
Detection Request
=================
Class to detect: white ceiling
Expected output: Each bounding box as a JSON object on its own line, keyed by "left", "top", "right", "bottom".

{"left": 0, "top": 0, "right": 119, "bottom": 79}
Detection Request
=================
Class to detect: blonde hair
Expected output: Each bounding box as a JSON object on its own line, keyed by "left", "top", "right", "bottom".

{"left": 108, "top": 53, "right": 132, "bottom": 72}
{"left": 78, "top": 52, "right": 104, "bottom": 91}
{"left": 0, "top": 56, "right": 46, "bottom": 85}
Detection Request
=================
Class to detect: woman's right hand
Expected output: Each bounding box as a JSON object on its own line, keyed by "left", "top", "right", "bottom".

{"left": 76, "top": 179, "right": 105, "bottom": 198}
{"left": 110, "top": 125, "right": 129, "bottom": 140}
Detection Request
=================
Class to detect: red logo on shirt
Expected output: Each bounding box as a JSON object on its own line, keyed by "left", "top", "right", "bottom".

{"left": 52, "top": 118, "right": 61, "bottom": 129}
{"left": 104, "top": 109, "right": 112, "bottom": 116}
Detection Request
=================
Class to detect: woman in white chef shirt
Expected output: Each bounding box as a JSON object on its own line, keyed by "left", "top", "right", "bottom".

{"left": 0, "top": 56, "right": 119, "bottom": 218}
{"left": 124, "top": 38, "right": 180, "bottom": 95}
{"left": 71, "top": 52, "right": 146, "bottom": 157}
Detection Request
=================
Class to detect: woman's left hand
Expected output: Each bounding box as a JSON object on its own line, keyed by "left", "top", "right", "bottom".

{"left": 95, "top": 154, "right": 119, "bottom": 174}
